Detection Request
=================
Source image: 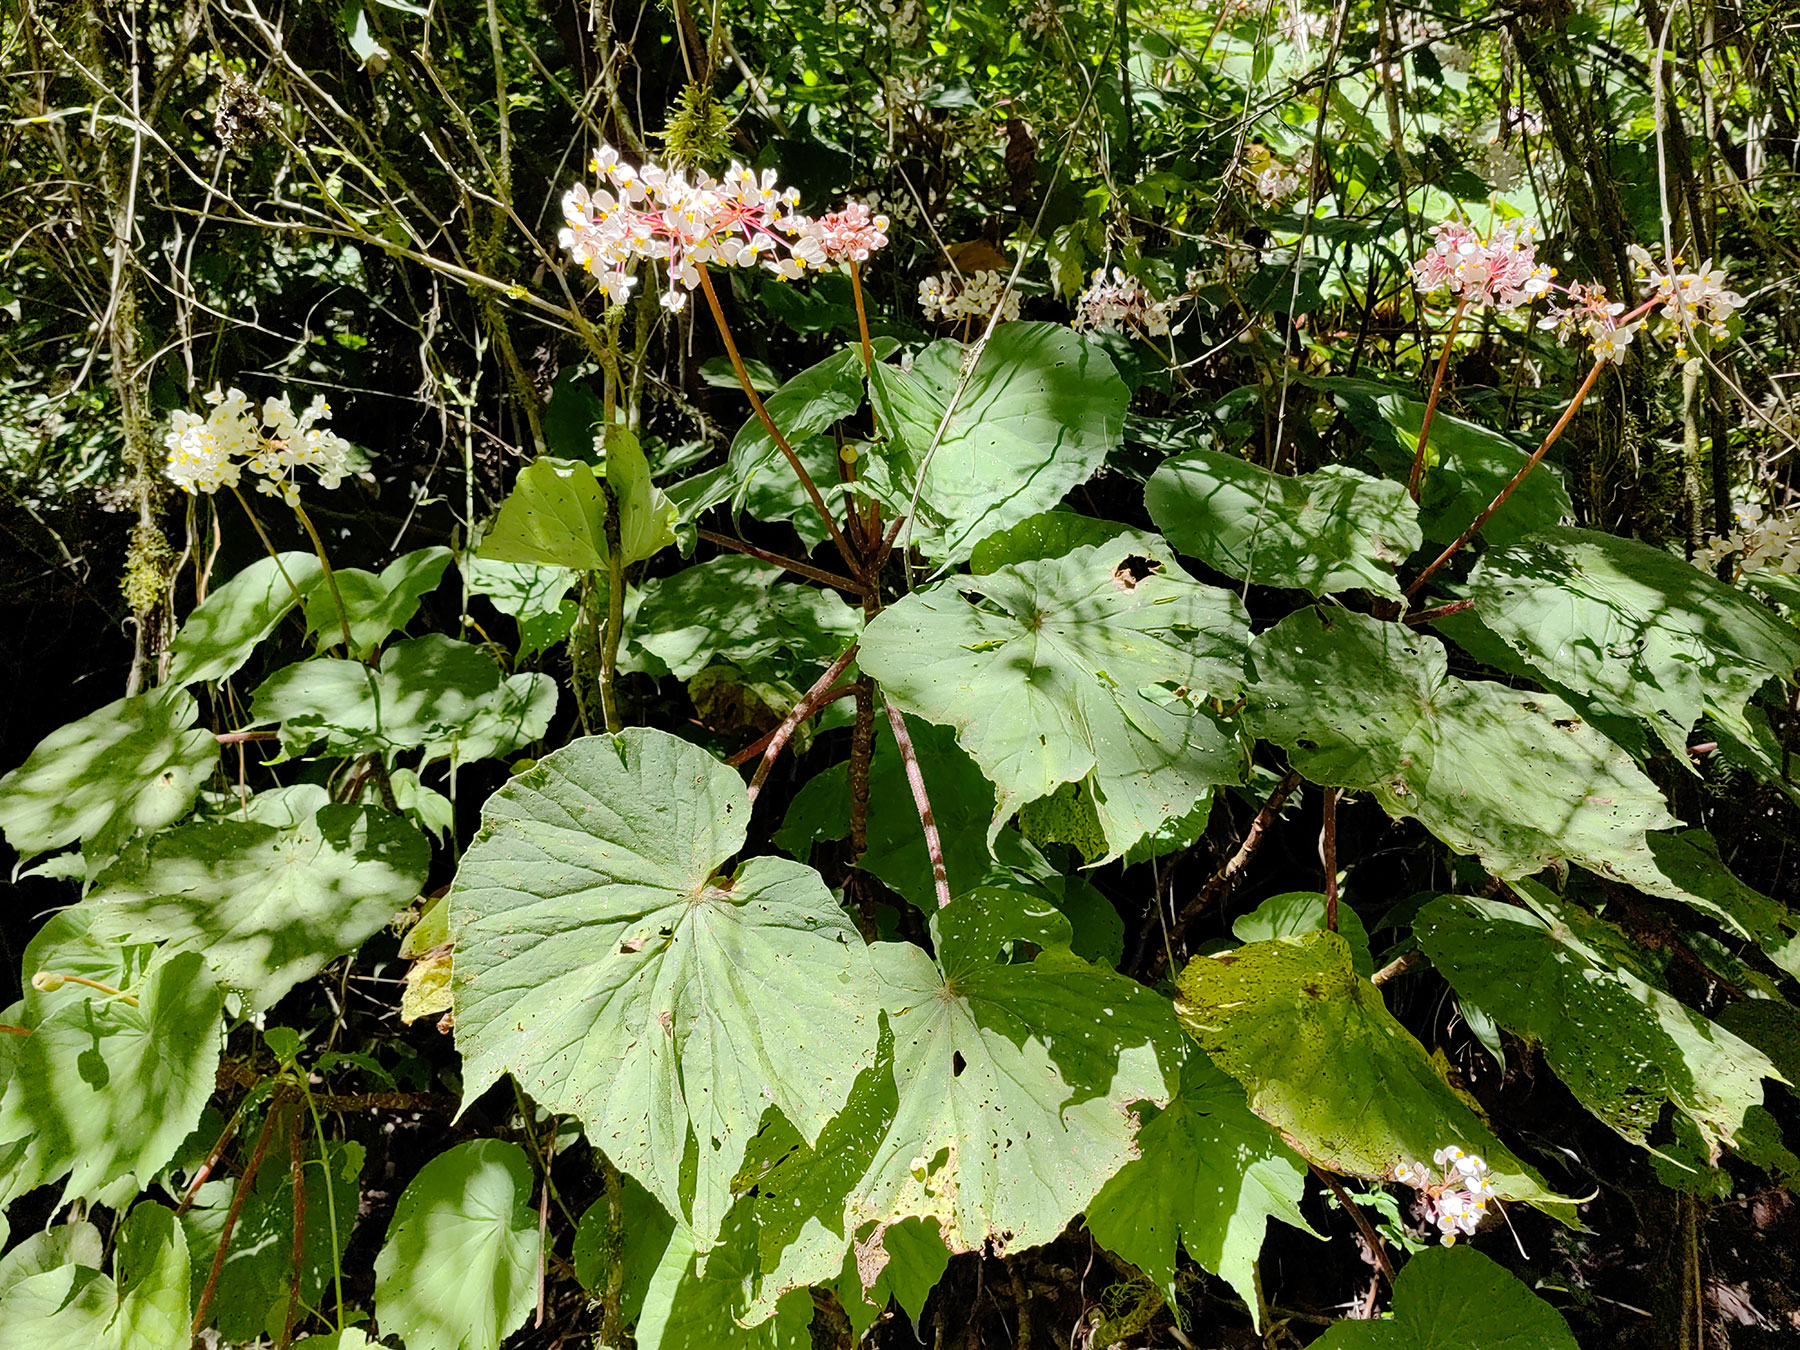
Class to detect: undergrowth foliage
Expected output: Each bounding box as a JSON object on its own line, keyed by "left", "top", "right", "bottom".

{"left": 4, "top": 0, "right": 1800, "bottom": 1347}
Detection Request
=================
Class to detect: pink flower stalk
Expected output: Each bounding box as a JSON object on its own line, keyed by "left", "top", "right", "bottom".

{"left": 1412, "top": 219, "right": 1554, "bottom": 311}
{"left": 811, "top": 202, "right": 890, "bottom": 264}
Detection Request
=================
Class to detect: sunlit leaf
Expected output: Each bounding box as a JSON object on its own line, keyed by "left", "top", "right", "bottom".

{"left": 1248, "top": 608, "right": 1676, "bottom": 880}
{"left": 1308, "top": 1244, "right": 1578, "bottom": 1349}
{"left": 632, "top": 555, "right": 860, "bottom": 681}
{"left": 373, "top": 1140, "right": 539, "bottom": 1350}
{"left": 862, "top": 536, "right": 1249, "bottom": 860}
{"left": 1146, "top": 449, "right": 1420, "bottom": 598}
{"left": 1174, "top": 931, "right": 1566, "bottom": 1209}
{"left": 448, "top": 728, "right": 882, "bottom": 1244}
{"left": 302, "top": 546, "right": 452, "bottom": 658}
{"left": 166, "top": 552, "right": 323, "bottom": 687}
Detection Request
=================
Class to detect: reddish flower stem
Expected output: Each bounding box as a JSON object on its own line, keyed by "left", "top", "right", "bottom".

{"left": 695, "top": 267, "right": 862, "bottom": 573}
{"left": 1406, "top": 357, "right": 1607, "bottom": 598}
{"left": 744, "top": 644, "right": 862, "bottom": 802}
{"left": 695, "top": 527, "right": 862, "bottom": 595}
{"left": 1407, "top": 298, "right": 1470, "bottom": 502}
{"left": 193, "top": 1101, "right": 284, "bottom": 1335}
{"left": 1321, "top": 786, "right": 1340, "bottom": 933}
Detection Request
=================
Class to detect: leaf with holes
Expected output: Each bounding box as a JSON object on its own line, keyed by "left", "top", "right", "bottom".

{"left": 632, "top": 556, "right": 861, "bottom": 681}
{"left": 1146, "top": 450, "right": 1421, "bottom": 598}
{"left": 861, "top": 536, "right": 1249, "bottom": 861}
{"left": 1248, "top": 608, "right": 1676, "bottom": 881}
{"left": 1174, "top": 931, "right": 1566, "bottom": 1209}
{"left": 1415, "top": 889, "right": 1784, "bottom": 1163}
{"left": 0, "top": 689, "right": 218, "bottom": 861}
{"left": 85, "top": 792, "right": 427, "bottom": 1010}
{"left": 741, "top": 890, "right": 1183, "bottom": 1316}
{"left": 373, "top": 1140, "right": 540, "bottom": 1350}
{"left": 869, "top": 322, "right": 1128, "bottom": 562}
{"left": 1085, "top": 1054, "right": 1316, "bottom": 1327}
{"left": 448, "top": 728, "right": 881, "bottom": 1245}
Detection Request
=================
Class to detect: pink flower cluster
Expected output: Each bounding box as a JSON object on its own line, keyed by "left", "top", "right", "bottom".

{"left": 1411, "top": 219, "right": 1554, "bottom": 311}
{"left": 558, "top": 145, "right": 887, "bottom": 311}
{"left": 1071, "top": 267, "right": 1181, "bottom": 337}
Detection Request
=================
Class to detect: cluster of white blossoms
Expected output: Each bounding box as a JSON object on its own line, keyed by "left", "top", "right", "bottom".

{"left": 1392, "top": 1147, "right": 1496, "bottom": 1245}
{"left": 558, "top": 146, "right": 889, "bottom": 312}
{"left": 1538, "top": 279, "right": 1642, "bottom": 365}
{"left": 1627, "top": 244, "right": 1746, "bottom": 344}
{"left": 1694, "top": 502, "right": 1800, "bottom": 580}
{"left": 1412, "top": 218, "right": 1555, "bottom": 311}
{"left": 164, "top": 387, "right": 352, "bottom": 505}
{"left": 1237, "top": 145, "right": 1308, "bottom": 207}
{"left": 1071, "top": 267, "right": 1183, "bottom": 337}
{"left": 918, "top": 269, "right": 1020, "bottom": 324}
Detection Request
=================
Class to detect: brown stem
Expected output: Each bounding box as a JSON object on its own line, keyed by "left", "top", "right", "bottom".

{"left": 534, "top": 1123, "right": 556, "bottom": 1328}
{"left": 745, "top": 644, "right": 862, "bottom": 803}
{"left": 726, "top": 683, "right": 857, "bottom": 766}
{"left": 1403, "top": 599, "right": 1474, "bottom": 626}
{"left": 1371, "top": 949, "right": 1424, "bottom": 986}
{"left": 215, "top": 729, "right": 280, "bottom": 744}
{"left": 1315, "top": 1165, "right": 1396, "bottom": 1285}
{"left": 1321, "top": 787, "right": 1340, "bottom": 933}
{"left": 0, "top": 1023, "right": 30, "bottom": 1037}
{"left": 1406, "top": 358, "right": 1607, "bottom": 598}
{"left": 1408, "top": 298, "right": 1470, "bottom": 501}
{"left": 1153, "top": 770, "right": 1304, "bottom": 977}
{"left": 696, "top": 527, "right": 862, "bottom": 595}
{"left": 694, "top": 267, "right": 861, "bottom": 569}
{"left": 279, "top": 1106, "right": 307, "bottom": 1350}
{"left": 849, "top": 678, "right": 876, "bottom": 857}
{"left": 850, "top": 259, "right": 877, "bottom": 377}
{"left": 193, "top": 1100, "right": 284, "bottom": 1335}
{"left": 881, "top": 694, "right": 951, "bottom": 909}
{"left": 178, "top": 1093, "right": 257, "bottom": 1215}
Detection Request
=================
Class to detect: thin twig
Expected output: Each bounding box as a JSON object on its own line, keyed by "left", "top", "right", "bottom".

{"left": 1321, "top": 787, "right": 1340, "bottom": 933}
{"left": 726, "top": 683, "right": 857, "bottom": 766}
{"left": 696, "top": 528, "right": 862, "bottom": 594}
{"left": 279, "top": 1106, "right": 307, "bottom": 1350}
{"left": 1154, "top": 770, "right": 1305, "bottom": 976}
{"left": 744, "top": 644, "right": 862, "bottom": 803}
{"left": 215, "top": 729, "right": 280, "bottom": 744}
{"left": 881, "top": 694, "right": 951, "bottom": 909}
{"left": 1403, "top": 599, "right": 1474, "bottom": 626}
{"left": 1371, "top": 949, "right": 1424, "bottom": 986}
{"left": 1314, "top": 1165, "right": 1396, "bottom": 1284}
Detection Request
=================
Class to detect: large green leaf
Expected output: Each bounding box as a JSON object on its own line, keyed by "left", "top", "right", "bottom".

{"left": 166, "top": 552, "right": 323, "bottom": 687}
{"left": 301, "top": 546, "right": 452, "bottom": 658}
{"left": 481, "top": 437, "right": 674, "bottom": 572}
{"left": 729, "top": 344, "right": 870, "bottom": 535}
{"left": 0, "top": 1202, "right": 189, "bottom": 1350}
{"left": 448, "top": 728, "right": 882, "bottom": 1245}
{"left": 1328, "top": 381, "right": 1572, "bottom": 547}
{"left": 1309, "top": 1244, "right": 1579, "bottom": 1350}
{"left": 1146, "top": 450, "right": 1421, "bottom": 598}
{"left": 742, "top": 891, "right": 1183, "bottom": 1314}
{"left": 85, "top": 793, "right": 428, "bottom": 1010}
{"left": 1415, "top": 890, "right": 1783, "bottom": 1162}
{"left": 632, "top": 555, "right": 861, "bottom": 681}
{"left": 869, "top": 322, "right": 1128, "bottom": 562}
{"left": 861, "top": 536, "right": 1249, "bottom": 860}
{"left": 463, "top": 557, "right": 578, "bottom": 661}
{"left": 0, "top": 689, "right": 218, "bottom": 861}
{"left": 1232, "top": 891, "right": 1373, "bottom": 978}
{"left": 1624, "top": 830, "right": 1800, "bottom": 978}
{"left": 0, "top": 951, "right": 222, "bottom": 1206}
{"left": 1452, "top": 527, "right": 1800, "bottom": 759}
{"left": 967, "top": 510, "right": 1133, "bottom": 575}
{"left": 636, "top": 1214, "right": 814, "bottom": 1350}
{"left": 252, "top": 634, "right": 555, "bottom": 766}
{"left": 1084, "top": 1054, "right": 1315, "bottom": 1327}
{"left": 373, "top": 1140, "right": 540, "bottom": 1350}
{"left": 1174, "top": 931, "right": 1565, "bottom": 1208}
{"left": 1248, "top": 608, "right": 1676, "bottom": 880}
{"left": 571, "top": 1173, "right": 674, "bottom": 1328}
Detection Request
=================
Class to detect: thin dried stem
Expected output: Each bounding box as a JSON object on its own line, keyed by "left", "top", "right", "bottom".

{"left": 193, "top": 1099, "right": 285, "bottom": 1335}
{"left": 696, "top": 528, "right": 863, "bottom": 594}
{"left": 1321, "top": 787, "right": 1340, "bottom": 932}
{"left": 279, "top": 1107, "right": 307, "bottom": 1350}
{"left": 289, "top": 499, "right": 356, "bottom": 653}
{"left": 882, "top": 694, "right": 951, "bottom": 909}
{"left": 1314, "top": 1165, "right": 1397, "bottom": 1285}
{"left": 1371, "top": 949, "right": 1424, "bottom": 986}
{"left": 727, "top": 683, "right": 857, "bottom": 766}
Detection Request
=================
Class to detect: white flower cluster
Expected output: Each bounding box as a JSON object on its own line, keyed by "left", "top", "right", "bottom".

{"left": 1627, "top": 244, "right": 1746, "bottom": 344}
{"left": 918, "top": 269, "right": 1020, "bottom": 324}
{"left": 1538, "top": 279, "right": 1641, "bottom": 366}
{"left": 1071, "top": 267, "right": 1182, "bottom": 337}
{"left": 559, "top": 146, "right": 890, "bottom": 312}
{"left": 164, "top": 387, "right": 352, "bottom": 505}
{"left": 1392, "top": 1146, "right": 1496, "bottom": 1246}
{"left": 1694, "top": 502, "right": 1800, "bottom": 580}
{"left": 1237, "top": 146, "right": 1308, "bottom": 207}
